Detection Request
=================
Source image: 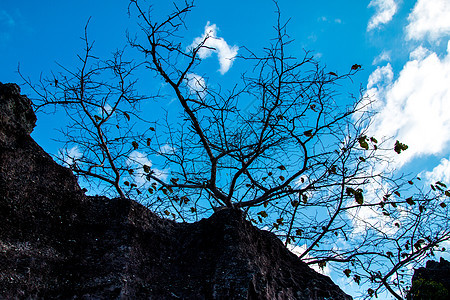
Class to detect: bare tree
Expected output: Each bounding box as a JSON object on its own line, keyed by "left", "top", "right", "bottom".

{"left": 22, "top": 1, "right": 450, "bottom": 299}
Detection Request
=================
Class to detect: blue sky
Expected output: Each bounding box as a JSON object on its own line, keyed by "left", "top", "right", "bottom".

{"left": 2, "top": 0, "right": 450, "bottom": 191}
{"left": 2, "top": 0, "right": 450, "bottom": 298}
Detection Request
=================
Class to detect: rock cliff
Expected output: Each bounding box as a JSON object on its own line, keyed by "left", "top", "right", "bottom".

{"left": 0, "top": 82, "right": 352, "bottom": 299}
{"left": 408, "top": 258, "right": 450, "bottom": 300}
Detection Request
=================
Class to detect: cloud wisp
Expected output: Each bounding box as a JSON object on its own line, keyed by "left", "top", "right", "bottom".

{"left": 367, "top": 0, "right": 398, "bottom": 31}
{"left": 189, "top": 22, "right": 238, "bottom": 74}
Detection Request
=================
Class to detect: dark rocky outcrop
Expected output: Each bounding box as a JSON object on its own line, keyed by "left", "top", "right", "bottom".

{"left": 0, "top": 82, "right": 352, "bottom": 299}
{"left": 408, "top": 258, "right": 450, "bottom": 300}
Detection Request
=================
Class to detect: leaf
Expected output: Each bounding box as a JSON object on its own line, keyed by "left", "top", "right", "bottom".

{"left": 132, "top": 141, "right": 139, "bottom": 150}
{"left": 302, "top": 194, "right": 308, "bottom": 204}
{"left": 436, "top": 181, "right": 447, "bottom": 188}
{"left": 431, "top": 184, "right": 436, "bottom": 191}
{"left": 291, "top": 200, "right": 299, "bottom": 207}
{"left": 150, "top": 126, "right": 156, "bottom": 131}
{"left": 258, "top": 211, "right": 268, "bottom": 218}
{"left": 147, "top": 138, "right": 151, "bottom": 146}
{"left": 343, "top": 269, "right": 351, "bottom": 277}
{"left": 263, "top": 201, "right": 268, "bottom": 208}
{"left": 386, "top": 251, "right": 393, "bottom": 258}
{"left": 405, "top": 197, "right": 415, "bottom": 205}
{"left": 123, "top": 112, "right": 130, "bottom": 121}
{"left": 351, "top": 64, "right": 362, "bottom": 70}
{"left": 394, "top": 222, "right": 400, "bottom": 227}
{"left": 394, "top": 191, "right": 401, "bottom": 197}
{"left": 358, "top": 135, "right": 369, "bottom": 150}
{"left": 190, "top": 207, "right": 197, "bottom": 213}
{"left": 128, "top": 169, "right": 134, "bottom": 175}
{"left": 124, "top": 181, "right": 130, "bottom": 186}
{"left": 318, "top": 261, "right": 326, "bottom": 269}
{"left": 329, "top": 165, "right": 337, "bottom": 174}
{"left": 329, "top": 71, "right": 338, "bottom": 76}
{"left": 143, "top": 165, "right": 151, "bottom": 173}
{"left": 130, "top": 183, "right": 137, "bottom": 188}
{"left": 419, "top": 205, "right": 425, "bottom": 213}
{"left": 295, "top": 229, "right": 303, "bottom": 236}
{"left": 370, "top": 137, "right": 378, "bottom": 143}
{"left": 367, "top": 289, "right": 374, "bottom": 297}
{"left": 94, "top": 115, "right": 102, "bottom": 122}
{"left": 276, "top": 218, "right": 284, "bottom": 225}
{"left": 279, "top": 175, "right": 285, "bottom": 181}
{"left": 304, "top": 129, "right": 313, "bottom": 137}
{"left": 440, "top": 203, "right": 447, "bottom": 208}
{"left": 394, "top": 140, "right": 408, "bottom": 154}
{"left": 408, "top": 180, "right": 414, "bottom": 185}
{"left": 353, "top": 275, "right": 361, "bottom": 285}
{"left": 445, "top": 190, "right": 450, "bottom": 197}
{"left": 268, "top": 172, "right": 273, "bottom": 176}
{"left": 277, "top": 165, "right": 286, "bottom": 171}
{"left": 414, "top": 239, "right": 425, "bottom": 250}
{"left": 164, "top": 210, "right": 170, "bottom": 216}
{"left": 148, "top": 188, "right": 153, "bottom": 194}
{"left": 359, "top": 156, "right": 366, "bottom": 162}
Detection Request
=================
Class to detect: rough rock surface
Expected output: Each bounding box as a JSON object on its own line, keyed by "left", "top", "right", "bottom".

{"left": 408, "top": 258, "right": 450, "bottom": 300}
{"left": 0, "top": 82, "right": 352, "bottom": 299}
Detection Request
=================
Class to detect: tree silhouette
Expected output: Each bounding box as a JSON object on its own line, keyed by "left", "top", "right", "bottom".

{"left": 21, "top": 1, "right": 450, "bottom": 299}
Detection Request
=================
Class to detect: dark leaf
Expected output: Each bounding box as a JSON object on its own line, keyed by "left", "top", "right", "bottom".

{"left": 358, "top": 135, "right": 369, "bottom": 150}
{"left": 123, "top": 112, "right": 130, "bottom": 121}
{"left": 394, "top": 140, "right": 408, "bottom": 154}
{"left": 132, "top": 141, "right": 139, "bottom": 150}
{"left": 258, "top": 211, "right": 268, "bottom": 218}
{"left": 405, "top": 197, "right": 415, "bottom": 205}
{"left": 304, "top": 129, "right": 313, "bottom": 137}
{"left": 351, "top": 64, "right": 362, "bottom": 70}
{"left": 343, "top": 269, "right": 351, "bottom": 277}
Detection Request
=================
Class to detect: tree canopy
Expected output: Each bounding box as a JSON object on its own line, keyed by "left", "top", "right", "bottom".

{"left": 21, "top": 1, "right": 450, "bottom": 298}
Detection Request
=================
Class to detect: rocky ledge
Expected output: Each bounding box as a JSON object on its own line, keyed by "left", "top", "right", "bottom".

{"left": 0, "top": 82, "right": 351, "bottom": 299}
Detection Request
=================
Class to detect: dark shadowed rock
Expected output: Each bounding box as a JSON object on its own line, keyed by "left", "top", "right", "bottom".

{"left": 0, "top": 82, "right": 352, "bottom": 299}
{"left": 408, "top": 258, "right": 450, "bottom": 300}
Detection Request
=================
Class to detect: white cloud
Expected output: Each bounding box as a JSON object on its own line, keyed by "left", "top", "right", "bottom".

{"left": 127, "top": 151, "right": 168, "bottom": 185}
{"left": 159, "top": 144, "right": 176, "bottom": 155}
{"left": 287, "top": 244, "right": 331, "bottom": 276}
{"left": 59, "top": 146, "right": 83, "bottom": 167}
{"left": 423, "top": 157, "right": 450, "bottom": 184}
{"left": 406, "top": 0, "right": 450, "bottom": 42}
{"left": 189, "top": 22, "right": 238, "bottom": 74}
{"left": 372, "top": 50, "right": 391, "bottom": 65}
{"left": 367, "top": 0, "right": 398, "bottom": 31}
{"left": 185, "top": 73, "right": 207, "bottom": 99}
{"left": 365, "top": 42, "right": 450, "bottom": 168}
